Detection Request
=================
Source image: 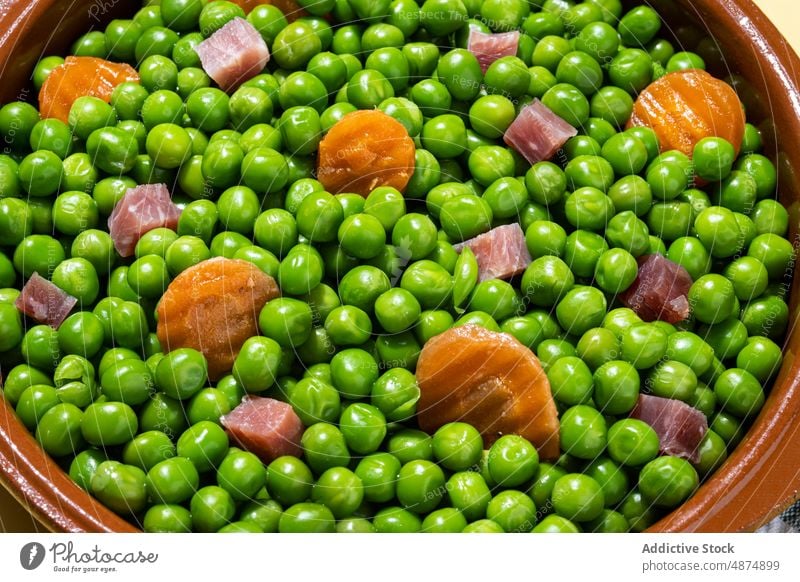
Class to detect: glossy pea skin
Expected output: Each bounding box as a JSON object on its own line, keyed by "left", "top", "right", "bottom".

{"left": 547, "top": 356, "right": 593, "bottom": 406}
{"left": 387, "top": 428, "right": 433, "bottom": 465}
{"left": 372, "top": 506, "right": 422, "bottom": 533}
{"left": 311, "top": 466, "right": 364, "bottom": 519}
{"left": 266, "top": 456, "right": 314, "bottom": 507}
{"left": 469, "top": 94, "right": 516, "bottom": 139}
{"left": 152, "top": 348, "right": 207, "bottom": 402}
{"left": 487, "top": 434, "right": 539, "bottom": 488}
{"left": 713, "top": 368, "right": 765, "bottom": 418}
{"left": 396, "top": 459, "right": 446, "bottom": 514}
{"left": 69, "top": 449, "right": 108, "bottom": 491}
{"left": 90, "top": 460, "right": 148, "bottom": 515}
{"left": 101, "top": 358, "right": 153, "bottom": 407}
{"left": 371, "top": 367, "right": 420, "bottom": 422}
{"left": 259, "top": 297, "right": 313, "bottom": 348}
{"left": 301, "top": 422, "right": 351, "bottom": 475}
{"left": 560, "top": 405, "right": 607, "bottom": 460}
{"left": 121, "top": 430, "right": 176, "bottom": 473}
{"left": 15, "top": 384, "right": 59, "bottom": 431}
{"left": 688, "top": 274, "right": 736, "bottom": 325}
{"left": 607, "top": 419, "right": 660, "bottom": 467}
{"left": 593, "top": 360, "right": 640, "bottom": 415}
{"left": 355, "top": 452, "right": 401, "bottom": 504}
{"left": 619, "top": 323, "right": 668, "bottom": 370}
{"left": 35, "top": 403, "right": 85, "bottom": 457}
{"left": 216, "top": 450, "right": 267, "bottom": 502}
{"left": 286, "top": 377, "right": 341, "bottom": 426}
{"left": 339, "top": 402, "right": 387, "bottom": 455}
{"left": 337, "top": 213, "right": 386, "bottom": 260}
{"left": 638, "top": 456, "right": 698, "bottom": 508}
{"left": 736, "top": 336, "right": 782, "bottom": 384}
{"left": 551, "top": 473, "right": 605, "bottom": 522}
{"left": 190, "top": 485, "right": 236, "bottom": 533}
{"left": 432, "top": 422, "right": 483, "bottom": 472}
{"left": 176, "top": 421, "right": 229, "bottom": 473}
{"left": 647, "top": 360, "right": 697, "bottom": 402}
{"left": 146, "top": 456, "right": 199, "bottom": 505}
{"left": 232, "top": 336, "right": 283, "bottom": 393}
{"left": 81, "top": 401, "right": 138, "bottom": 447}
{"left": 329, "top": 348, "right": 379, "bottom": 400}
{"left": 556, "top": 285, "right": 607, "bottom": 337}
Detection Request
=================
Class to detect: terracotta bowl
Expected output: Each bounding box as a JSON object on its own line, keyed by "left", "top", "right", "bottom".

{"left": 1, "top": 0, "right": 799, "bottom": 533}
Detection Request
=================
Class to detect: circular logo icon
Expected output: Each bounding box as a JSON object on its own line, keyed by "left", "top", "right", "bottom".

{"left": 20, "top": 542, "right": 46, "bottom": 570}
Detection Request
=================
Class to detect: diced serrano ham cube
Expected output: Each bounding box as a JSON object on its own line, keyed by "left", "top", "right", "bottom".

{"left": 14, "top": 273, "right": 77, "bottom": 328}
{"left": 630, "top": 394, "right": 708, "bottom": 463}
{"left": 467, "top": 29, "right": 521, "bottom": 73}
{"left": 619, "top": 254, "right": 693, "bottom": 323}
{"left": 454, "top": 224, "right": 532, "bottom": 282}
{"left": 221, "top": 396, "right": 304, "bottom": 463}
{"left": 504, "top": 99, "right": 577, "bottom": 164}
{"left": 108, "top": 184, "right": 181, "bottom": 258}
{"left": 195, "top": 17, "right": 270, "bottom": 93}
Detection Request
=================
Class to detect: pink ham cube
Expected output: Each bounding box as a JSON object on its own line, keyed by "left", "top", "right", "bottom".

{"left": 455, "top": 224, "right": 532, "bottom": 282}
{"left": 468, "top": 29, "right": 521, "bottom": 73}
{"left": 108, "top": 183, "right": 181, "bottom": 258}
{"left": 504, "top": 99, "right": 577, "bottom": 165}
{"left": 195, "top": 17, "right": 270, "bottom": 93}
{"left": 221, "top": 396, "right": 304, "bottom": 463}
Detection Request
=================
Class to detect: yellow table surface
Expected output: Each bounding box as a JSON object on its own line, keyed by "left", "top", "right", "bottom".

{"left": 2, "top": 0, "right": 800, "bottom": 534}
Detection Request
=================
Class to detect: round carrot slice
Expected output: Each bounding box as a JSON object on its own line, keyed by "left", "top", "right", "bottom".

{"left": 416, "top": 324, "right": 560, "bottom": 460}
{"left": 39, "top": 56, "right": 139, "bottom": 123}
{"left": 317, "top": 109, "right": 416, "bottom": 196}
{"left": 627, "top": 69, "right": 745, "bottom": 156}
{"left": 156, "top": 257, "right": 280, "bottom": 380}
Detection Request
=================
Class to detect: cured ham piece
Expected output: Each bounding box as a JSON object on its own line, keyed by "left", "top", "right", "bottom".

{"left": 467, "top": 29, "right": 521, "bottom": 73}
{"left": 630, "top": 394, "right": 708, "bottom": 463}
{"left": 108, "top": 184, "right": 181, "bottom": 258}
{"left": 195, "top": 17, "right": 270, "bottom": 93}
{"left": 221, "top": 396, "right": 304, "bottom": 463}
{"left": 619, "top": 254, "right": 693, "bottom": 323}
{"left": 503, "top": 99, "right": 577, "bottom": 164}
{"left": 454, "top": 224, "right": 532, "bottom": 282}
{"left": 14, "top": 273, "right": 77, "bottom": 328}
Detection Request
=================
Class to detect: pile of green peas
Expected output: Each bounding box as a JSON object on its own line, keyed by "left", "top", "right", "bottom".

{"left": 0, "top": 0, "right": 791, "bottom": 533}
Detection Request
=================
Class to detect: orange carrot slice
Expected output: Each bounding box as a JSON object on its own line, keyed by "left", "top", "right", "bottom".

{"left": 317, "top": 109, "right": 416, "bottom": 196}
{"left": 416, "top": 324, "right": 560, "bottom": 460}
{"left": 627, "top": 69, "right": 745, "bottom": 156}
{"left": 38, "top": 56, "right": 139, "bottom": 123}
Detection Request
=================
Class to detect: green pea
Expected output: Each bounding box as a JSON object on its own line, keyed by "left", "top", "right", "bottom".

{"left": 80, "top": 401, "right": 137, "bottom": 447}
{"left": 190, "top": 485, "right": 236, "bottom": 532}
{"left": 551, "top": 473, "right": 605, "bottom": 522}
{"left": 639, "top": 456, "right": 698, "bottom": 508}
{"left": 521, "top": 255, "right": 574, "bottom": 307}
{"left": 688, "top": 274, "right": 736, "bottom": 324}
{"left": 310, "top": 466, "right": 364, "bottom": 519}
{"left": 90, "top": 460, "right": 148, "bottom": 515}
{"left": 216, "top": 450, "right": 266, "bottom": 502}
{"left": 177, "top": 421, "right": 229, "bottom": 473}
{"left": 15, "top": 384, "right": 59, "bottom": 431}
{"left": 593, "top": 360, "right": 640, "bottom": 415}
{"left": 121, "top": 430, "right": 175, "bottom": 472}
{"left": 619, "top": 323, "right": 668, "bottom": 370}
{"left": 69, "top": 449, "right": 108, "bottom": 491}
{"left": 607, "top": 419, "right": 659, "bottom": 467}
{"left": 396, "top": 459, "right": 446, "bottom": 514}
{"left": 714, "top": 368, "right": 765, "bottom": 418}
{"left": 556, "top": 286, "right": 607, "bottom": 337}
